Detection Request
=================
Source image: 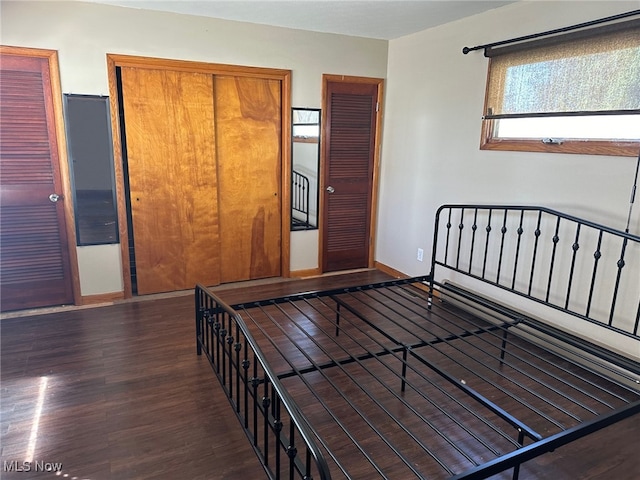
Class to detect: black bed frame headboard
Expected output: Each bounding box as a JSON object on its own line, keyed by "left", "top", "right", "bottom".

{"left": 429, "top": 205, "right": 640, "bottom": 342}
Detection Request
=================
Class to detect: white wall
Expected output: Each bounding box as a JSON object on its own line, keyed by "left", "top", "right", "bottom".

{"left": 3, "top": 1, "right": 638, "bottom": 298}
{"left": 379, "top": 1, "right": 640, "bottom": 359}
{"left": 0, "top": 0, "right": 388, "bottom": 295}
{"left": 378, "top": 1, "right": 640, "bottom": 278}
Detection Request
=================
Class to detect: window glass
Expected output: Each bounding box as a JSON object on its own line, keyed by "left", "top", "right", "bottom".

{"left": 293, "top": 109, "right": 320, "bottom": 139}
{"left": 482, "top": 19, "right": 640, "bottom": 155}
{"left": 495, "top": 115, "right": 640, "bottom": 140}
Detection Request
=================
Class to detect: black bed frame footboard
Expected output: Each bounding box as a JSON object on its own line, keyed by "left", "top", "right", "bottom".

{"left": 430, "top": 204, "right": 640, "bottom": 340}
{"left": 195, "top": 285, "right": 332, "bottom": 480}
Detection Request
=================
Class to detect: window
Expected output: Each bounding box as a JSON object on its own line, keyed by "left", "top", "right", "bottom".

{"left": 481, "top": 19, "right": 640, "bottom": 156}
{"left": 292, "top": 108, "right": 320, "bottom": 142}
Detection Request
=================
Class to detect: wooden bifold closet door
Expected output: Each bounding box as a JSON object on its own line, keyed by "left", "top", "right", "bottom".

{"left": 214, "top": 75, "right": 281, "bottom": 284}
{"left": 120, "top": 67, "right": 220, "bottom": 295}
{"left": 119, "top": 66, "right": 282, "bottom": 295}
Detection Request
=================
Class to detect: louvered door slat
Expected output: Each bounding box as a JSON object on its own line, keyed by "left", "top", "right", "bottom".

{"left": 0, "top": 51, "right": 74, "bottom": 311}
{"left": 327, "top": 194, "right": 368, "bottom": 251}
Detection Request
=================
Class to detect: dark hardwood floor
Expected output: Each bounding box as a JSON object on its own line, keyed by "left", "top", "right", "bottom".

{"left": 1, "top": 269, "right": 638, "bottom": 479}
{"left": 0, "top": 270, "right": 391, "bottom": 479}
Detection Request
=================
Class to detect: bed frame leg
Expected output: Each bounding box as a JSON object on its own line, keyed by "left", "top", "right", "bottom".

{"left": 510, "top": 429, "right": 526, "bottom": 480}
{"left": 401, "top": 346, "right": 409, "bottom": 392}
{"left": 195, "top": 291, "right": 202, "bottom": 355}
{"left": 196, "top": 318, "right": 202, "bottom": 356}
{"left": 499, "top": 329, "right": 509, "bottom": 366}
{"left": 512, "top": 462, "right": 521, "bottom": 480}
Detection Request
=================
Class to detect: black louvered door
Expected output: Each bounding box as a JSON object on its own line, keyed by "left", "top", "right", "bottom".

{"left": 0, "top": 52, "right": 75, "bottom": 311}
{"left": 322, "top": 80, "right": 378, "bottom": 272}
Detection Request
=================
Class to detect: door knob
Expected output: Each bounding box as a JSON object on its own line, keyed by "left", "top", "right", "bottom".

{"left": 49, "top": 193, "right": 61, "bottom": 203}
{"left": 326, "top": 186, "right": 335, "bottom": 193}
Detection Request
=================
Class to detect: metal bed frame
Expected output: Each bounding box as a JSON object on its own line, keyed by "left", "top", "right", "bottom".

{"left": 291, "top": 170, "right": 313, "bottom": 231}
{"left": 195, "top": 204, "right": 640, "bottom": 480}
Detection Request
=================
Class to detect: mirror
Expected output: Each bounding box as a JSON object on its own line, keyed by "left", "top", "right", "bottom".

{"left": 291, "top": 108, "right": 320, "bottom": 230}
{"left": 64, "top": 94, "right": 119, "bottom": 245}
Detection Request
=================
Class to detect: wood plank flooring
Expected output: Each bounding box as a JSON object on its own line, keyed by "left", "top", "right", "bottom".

{"left": 1, "top": 270, "right": 638, "bottom": 479}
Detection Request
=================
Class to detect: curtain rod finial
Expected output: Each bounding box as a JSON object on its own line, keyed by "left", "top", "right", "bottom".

{"left": 462, "top": 46, "right": 471, "bottom": 54}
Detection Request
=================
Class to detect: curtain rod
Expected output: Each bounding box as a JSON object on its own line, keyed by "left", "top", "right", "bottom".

{"left": 462, "top": 9, "right": 640, "bottom": 55}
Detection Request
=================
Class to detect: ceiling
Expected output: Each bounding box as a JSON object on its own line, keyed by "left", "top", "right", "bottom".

{"left": 85, "top": 0, "right": 516, "bottom": 40}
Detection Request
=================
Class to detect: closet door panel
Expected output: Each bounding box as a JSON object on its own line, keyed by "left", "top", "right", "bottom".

{"left": 120, "top": 67, "right": 219, "bottom": 294}
{"left": 214, "top": 76, "right": 282, "bottom": 283}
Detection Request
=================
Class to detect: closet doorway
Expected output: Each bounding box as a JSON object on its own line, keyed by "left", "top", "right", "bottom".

{"left": 107, "top": 55, "right": 291, "bottom": 296}
{"left": 320, "top": 74, "right": 383, "bottom": 273}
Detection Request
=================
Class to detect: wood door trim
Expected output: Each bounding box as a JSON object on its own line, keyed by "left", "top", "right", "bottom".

{"left": 108, "top": 54, "right": 291, "bottom": 80}
{"left": 0, "top": 45, "right": 81, "bottom": 305}
{"left": 106, "top": 56, "right": 132, "bottom": 297}
{"left": 107, "top": 54, "right": 291, "bottom": 298}
{"left": 280, "top": 71, "right": 292, "bottom": 279}
{"left": 319, "top": 74, "right": 384, "bottom": 272}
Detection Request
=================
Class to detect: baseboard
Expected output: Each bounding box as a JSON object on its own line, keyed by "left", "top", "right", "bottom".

{"left": 290, "top": 267, "right": 322, "bottom": 278}
{"left": 373, "top": 261, "right": 408, "bottom": 279}
{"left": 293, "top": 263, "right": 411, "bottom": 281}
{"left": 80, "top": 291, "right": 125, "bottom": 305}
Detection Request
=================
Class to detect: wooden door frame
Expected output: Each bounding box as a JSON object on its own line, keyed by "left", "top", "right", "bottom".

{"left": 319, "top": 74, "right": 384, "bottom": 273}
{"left": 106, "top": 54, "right": 291, "bottom": 298}
{"left": 0, "top": 45, "right": 82, "bottom": 306}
